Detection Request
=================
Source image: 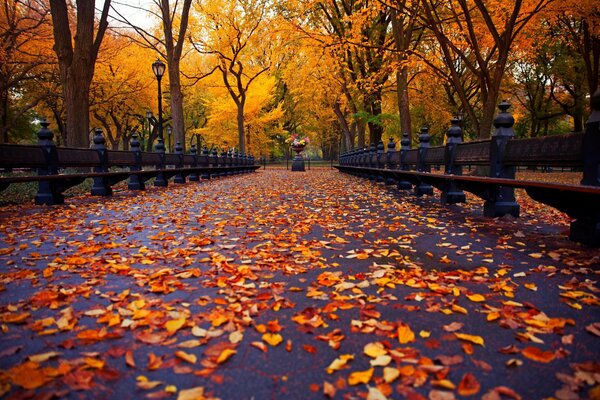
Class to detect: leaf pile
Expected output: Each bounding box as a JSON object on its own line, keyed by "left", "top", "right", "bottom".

{"left": 0, "top": 169, "right": 599, "bottom": 399}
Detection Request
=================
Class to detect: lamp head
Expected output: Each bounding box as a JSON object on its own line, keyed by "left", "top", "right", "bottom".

{"left": 152, "top": 59, "right": 166, "bottom": 79}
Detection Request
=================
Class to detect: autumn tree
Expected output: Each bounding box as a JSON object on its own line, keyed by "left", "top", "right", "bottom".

{"left": 49, "top": 0, "right": 111, "bottom": 147}
{"left": 0, "top": 0, "right": 54, "bottom": 143}
{"left": 111, "top": 0, "right": 192, "bottom": 151}
{"left": 416, "top": 0, "right": 553, "bottom": 139}
{"left": 313, "top": 0, "right": 392, "bottom": 147}
{"left": 90, "top": 33, "right": 155, "bottom": 149}
{"left": 190, "top": 0, "right": 277, "bottom": 155}
{"left": 389, "top": 0, "right": 424, "bottom": 144}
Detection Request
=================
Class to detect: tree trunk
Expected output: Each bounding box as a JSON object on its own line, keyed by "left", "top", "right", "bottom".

{"left": 64, "top": 74, "right": 91, "bottom": 147}
{"left": 168, "top": 58, "right": 186, "bottom": 151}
{"left": 237, "top": 104, "right": 245, "bottom": 154}
{"left": 397, "top": 69, "right": 412, "bottom": 141}
{"left": 49, "top": 0, "right": 110, "bottom": 148}
{"left": 357, "top": 120, "right": 366, "bottom": 148}
{"left": 368, "top": 92, "right": 384, "bottom": 144}
{"left": 479, "top": 94, "right": 498, "bottom": 139}
{"left": 333, "top": 101, "right": 354, "bottom": 150}
{"left": 0, "top": 87, "right": 8, "bottom": 143}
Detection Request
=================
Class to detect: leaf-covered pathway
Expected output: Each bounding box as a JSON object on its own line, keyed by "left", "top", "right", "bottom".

{"left": 0, "top": 170, "right": 599, "bottom": 400}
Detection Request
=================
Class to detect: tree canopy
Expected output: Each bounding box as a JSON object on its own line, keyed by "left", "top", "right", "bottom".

{"left": 1, "top": 0, "right": 598, "bottom": 155}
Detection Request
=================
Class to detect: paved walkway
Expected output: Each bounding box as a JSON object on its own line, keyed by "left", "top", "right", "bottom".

{"left": 0, "top": 169, "right": 599, "bottom": 399}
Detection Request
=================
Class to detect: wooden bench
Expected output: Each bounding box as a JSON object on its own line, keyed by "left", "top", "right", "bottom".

{"left": 0, "top": 123, "right": 259, "bottom": 205}
{"left": 336, "top": 93, "right": 600, "bottom": 247}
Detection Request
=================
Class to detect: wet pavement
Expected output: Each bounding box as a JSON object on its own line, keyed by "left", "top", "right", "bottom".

{"left": 0, "top": 169, "right": 598, "bottom": 399}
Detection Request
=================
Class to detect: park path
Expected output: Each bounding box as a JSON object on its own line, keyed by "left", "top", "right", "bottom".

{"left": 0, "top": 169, "right": 599, "bottom": 400}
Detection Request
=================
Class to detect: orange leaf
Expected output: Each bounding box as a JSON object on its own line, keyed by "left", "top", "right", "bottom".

{"left": 458, "top": 373, "right": 480, "bottom": 396}
{"left": 125, "top": 350, "right": 136, "bottom": 368}
{"left": 8, "top": 361, "right": 51, "bottom": 389}
{"left": 398, "top": 324, "right": 415, "bottom": 344}
{"left": 521, "top": 346, "right": 555, "bottom": 363}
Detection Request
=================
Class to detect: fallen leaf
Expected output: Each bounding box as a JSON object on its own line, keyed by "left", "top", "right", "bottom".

{"left": 521, "top": 346, "right": 555, "bottom": 363}
{"left": 175, "top": 350, "right": 197, "bottom": 364}
{"left": 348, "top": 368, "right": 373, "bottom": 385}
{"left": 165, "top": 317, "right": 186, "bottom": 333}
{"left": 398, "top": 324, "right": 415, "bottom": 344}
{"left": 262, "top": 333, "right": 283, "bottom": 346}
{"left": 458, "top": 373, "right": 480, "bottom": 396}
{"left": 364, "top": 342, "right": 387, "bottom": 358}
{"left": 454, "top": 333, "right": 485, "bottom": 346}
{"left": 177, "top": 386, "right": 205, "bottom": 400}
{"left": 216, "top": 348, "right": 237, "bottom": 364}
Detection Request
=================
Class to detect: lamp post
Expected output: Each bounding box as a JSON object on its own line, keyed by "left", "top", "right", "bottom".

{"left": 152, "top": 59, "right": 166, "bottom": 146}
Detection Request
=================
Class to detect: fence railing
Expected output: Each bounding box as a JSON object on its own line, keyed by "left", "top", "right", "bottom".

{"left": 336, "top": 95, "right": 600, "bottom": 247}
{"left": 0, "top": 123, "right": 259, "bottom": 205}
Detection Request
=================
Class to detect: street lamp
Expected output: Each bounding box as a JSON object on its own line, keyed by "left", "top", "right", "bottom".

{"left": 152, "top": 59, "right": 166, "bottom": 145}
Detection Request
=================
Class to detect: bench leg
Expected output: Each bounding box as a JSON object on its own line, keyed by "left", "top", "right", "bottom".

{"left": 570, "top": 217, "right": 600, "bottom": 247}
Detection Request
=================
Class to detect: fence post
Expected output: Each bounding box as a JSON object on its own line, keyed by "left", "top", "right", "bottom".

{"left": 34, "top": 120, "right": 63, "bottom": 205}
{"left": 154, "top": 138, "right": 168, "bottom": 187}
{"left": 201, "top": 146, "right": 210, "bottom": 179}
{"left": 211, "top": 147, "right": 219, "bottom": 178}
{"left": 484, "top": 101, "right": 520, "bottom": 217}
{"left": 415, "top": 126, "right": 434, "bottom": 196}
{"left": 385, "top": 137, "right": 396, "bottom": 186}
{"left": 570, "top": 88, "right": 600, "bottom": 245}
{"left": 189, "top": 144, "right": 199, "bottom": 181}
{"left": 174, "top": 141, "right": 186, "bottom": 184}
{"left": 128, "top": 133, "right": 145, "bottom": 190}
{"left": 91, "top": 128, "right": 112, "bottom": 196}
{"left": 376, "top": 140, "right": 385, "bottom": 182}
{"left": 397, "top": 132, "right": 412, "bottom": 190}
{"left": 368, "top": 143, "right": 377, "bottom": 180}
{"left": 441, "top": 117, "right": 466, "bottom": 204}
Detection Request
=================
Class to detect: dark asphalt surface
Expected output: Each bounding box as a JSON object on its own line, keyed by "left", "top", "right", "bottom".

{"left": 0, "top": 169, "right": 599, "bottom": 400}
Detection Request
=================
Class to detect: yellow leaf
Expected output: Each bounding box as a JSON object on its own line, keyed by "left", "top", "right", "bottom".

{"left": 84, "top": 357, "right": 105, "bottom": 369}
{"left": 487, "top": 312, "right": 501, "bottom": 322}
{"left": 524, "top": 283, "right": 538, "bottom": 291}
{"left": 216, "top": 348, "right": 236, "bottom": 364}
{"left": 175, "top": 350, "right": 197, "bottom": 364}
{"left": 165, "top": 317, "right": 186, "bottom": 333}
{"left": 419, "top": 330, "right": 431, "bottom": 338}
{"left": 326, "top": 354, "right": 354, "bottom": 373}
{"left": 383, "top": 367, "right": 400, "bottom": 383}
{"left": 398, "top": 324, "right": 415, "bottom": 344}
{"left": 165, "top": 385, "right": 177, "bottom": 393}
{"left": 177, "top": 386, "right": 205, "bottom": 400}
{"left": 229, "top": 331, "right": 244, "bottom": 344}
{"left": 262, "top": 333, "right": 283, "bottom": 346}
{"left": 467, "top": 294, "right": 485, "bottom": 302}
{"left": 363, "top": 342, "right": 387, "bottom": 358}
{"left": 370, "top": 355, "right": 392, "bottom": 367}
{"left": 528, "top": 253, "right": 543, "bottom": 259}
{"left": 451, "top": 304, "right": 468, "bottom": 315}
{"left": 348, "top": 368, "right": 373, "bottom": 385}
{"left": 432, "top": 379, "right": 456, "bottom": 390}
{"left": 177, "top": 339, "right": 202, "bottom": 348}
{"left": 28, "top": 351, "right": 62, "bottom": 363}
{"left": 454, "top": 333, "right": 485, "bottom": 346}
